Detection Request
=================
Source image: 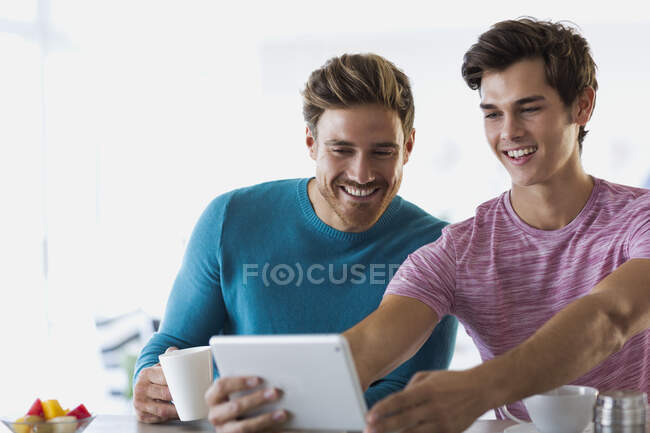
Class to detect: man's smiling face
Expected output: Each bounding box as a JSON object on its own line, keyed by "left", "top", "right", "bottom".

{"left": 480, "top": 57, "right": 589, "bottom": 188}
{"left": 307, "top": 104, "right": 413, "bottom": 232}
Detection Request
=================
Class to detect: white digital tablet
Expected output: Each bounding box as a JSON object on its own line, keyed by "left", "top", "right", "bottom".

{"left": 209, "top": 334, "right": 367, "bottom": 431}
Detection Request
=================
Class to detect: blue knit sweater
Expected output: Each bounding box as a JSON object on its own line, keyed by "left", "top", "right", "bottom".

{"left": 134, "top": 178, "right": 458, "bottom": 407}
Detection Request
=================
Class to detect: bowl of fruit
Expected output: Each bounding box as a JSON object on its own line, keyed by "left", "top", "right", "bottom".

{"left": 1, "top": 398, "right": 94, "bottom": 433}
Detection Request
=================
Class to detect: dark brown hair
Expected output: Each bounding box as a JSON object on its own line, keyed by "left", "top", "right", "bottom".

{"left": 302, "top": 53, "right": 414, "bottom": 141}
{"left": 461, "top": 18, "right": 598, "bottom": 150}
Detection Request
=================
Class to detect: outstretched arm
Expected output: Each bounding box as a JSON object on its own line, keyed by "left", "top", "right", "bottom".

{"left": 366, "top": 258, "right": 650, "bottom": 433}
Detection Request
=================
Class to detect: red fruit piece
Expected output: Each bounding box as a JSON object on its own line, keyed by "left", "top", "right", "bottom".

{"left": 26, "top": 398, "right": 44, "bottom": 417}
{"left": 66, "top": 404, "right": 91, "bottom": 420}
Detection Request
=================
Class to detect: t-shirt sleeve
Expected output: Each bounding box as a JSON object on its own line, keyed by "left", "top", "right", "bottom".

{"left": 627, "top": 192, "right": 650, "bottom": 259}
{"left": 384, "top": 227, "right": 457, "bottom": 320}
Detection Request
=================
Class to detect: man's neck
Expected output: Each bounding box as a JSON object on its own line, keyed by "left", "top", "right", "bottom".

{"left": 509, "top": 167, "right": 594, "bottom": 231}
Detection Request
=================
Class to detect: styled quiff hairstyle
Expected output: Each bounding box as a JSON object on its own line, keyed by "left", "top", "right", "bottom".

{"left": 302, "top": 53, "right": 414, "bottom": 142}
{"left": 461, "top": 18, "right": 598, "bottom": 150}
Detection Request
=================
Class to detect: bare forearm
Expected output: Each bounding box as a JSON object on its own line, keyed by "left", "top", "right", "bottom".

{"left": 344, "top": 295, "right": 438, "bottom": 390}
{"left": 475, "top": 294, "right": 624, "bottom": 409}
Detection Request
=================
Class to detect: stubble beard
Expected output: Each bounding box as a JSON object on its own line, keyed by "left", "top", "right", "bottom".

{"left": 317, "top": 177, "right": 398, "bottom": 232}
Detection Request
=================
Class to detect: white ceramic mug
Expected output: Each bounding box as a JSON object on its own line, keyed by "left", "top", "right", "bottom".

{"left": 159, "top": 346, "right": 213, "bottom": 421}
{"left": 501, "top": 385, "right": 598, "bottom": 433}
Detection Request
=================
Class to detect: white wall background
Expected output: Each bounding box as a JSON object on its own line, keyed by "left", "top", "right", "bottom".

{"left": 1, "top": 0, "right": 649, "bottom": 417}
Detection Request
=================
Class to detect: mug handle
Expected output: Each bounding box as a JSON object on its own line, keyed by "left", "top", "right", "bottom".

{"left": 501, "top": 405, "right": 528, "bottom": 424}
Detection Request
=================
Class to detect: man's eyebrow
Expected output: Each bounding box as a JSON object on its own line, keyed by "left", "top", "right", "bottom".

{"left": 516, "top": 95, "right": 546, "bottom": 105}
{"left": 324, "top": 140, "right": 354, "bottom": 146}
{"left": 480, "top": 95, "right": 546, "bottom": 110}
{"left": 324, "top": 140, "right": 399, "bottom": 148}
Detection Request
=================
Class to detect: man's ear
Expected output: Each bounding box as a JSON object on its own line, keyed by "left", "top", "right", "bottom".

{"left": 306, "top": 126, "right": 318, "bottom": 161}
{"left": 403, "top": 128, "right": 415, "bottom": 164}
{"left": 574, "top": 86, "right": 596, "bottom": 126}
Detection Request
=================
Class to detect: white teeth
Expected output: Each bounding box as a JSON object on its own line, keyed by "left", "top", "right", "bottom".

{"left": 507, "top": 147, "right": 537, "bottom": 158}
{"left": 344, "top": 186, "right": 374, "bottom": 197}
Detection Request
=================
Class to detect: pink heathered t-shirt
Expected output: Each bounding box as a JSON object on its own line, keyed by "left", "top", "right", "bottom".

{"left": 386, "top": 177, "right": 650, "bottom": 419}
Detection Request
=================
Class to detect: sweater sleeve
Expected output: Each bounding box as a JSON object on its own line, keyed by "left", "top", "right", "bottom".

{"left": 133, "top": 195, "right": 229, "bottom": 383}
{"left": 363, "top": 314, "right": 458, "bottom": 408}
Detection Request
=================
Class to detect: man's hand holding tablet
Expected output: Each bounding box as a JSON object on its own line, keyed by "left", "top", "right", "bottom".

{"left": 204, "top": 375, "right": 288, "bottom": 432}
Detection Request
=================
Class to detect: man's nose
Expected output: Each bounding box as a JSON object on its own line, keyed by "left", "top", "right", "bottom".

{"left": 347, "top": 154, "right": 376, "bottom": 185}
{"left": 500, "top": 113, "right": 525, "bottom": 143}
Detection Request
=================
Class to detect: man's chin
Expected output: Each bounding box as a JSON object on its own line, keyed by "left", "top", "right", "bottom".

{"left": 336, "top": 207, "right": 385, "bottom": 231}
{"left": 323, "top": 187, "right": 395, "bottom": 230}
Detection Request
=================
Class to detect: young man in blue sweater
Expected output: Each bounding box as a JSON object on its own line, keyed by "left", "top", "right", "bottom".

{"left": 133, "top": 53, "right": 458, "bottom": 428}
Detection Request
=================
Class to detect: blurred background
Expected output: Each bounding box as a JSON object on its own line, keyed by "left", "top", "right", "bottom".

{"left": 1, "top": 0, "right": 649, "bottom": 417}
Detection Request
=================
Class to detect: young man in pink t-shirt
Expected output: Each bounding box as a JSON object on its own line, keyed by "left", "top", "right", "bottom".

{"left": 344, "top": 18, "right": 650, "bottom": 433}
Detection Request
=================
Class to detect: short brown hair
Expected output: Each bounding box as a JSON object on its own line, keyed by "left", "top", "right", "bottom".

{"left": 302, "top": 53, "right": 414, "bottom": 142}
{"left": 461, "top": 18, "right": 598, "bottom": 150}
